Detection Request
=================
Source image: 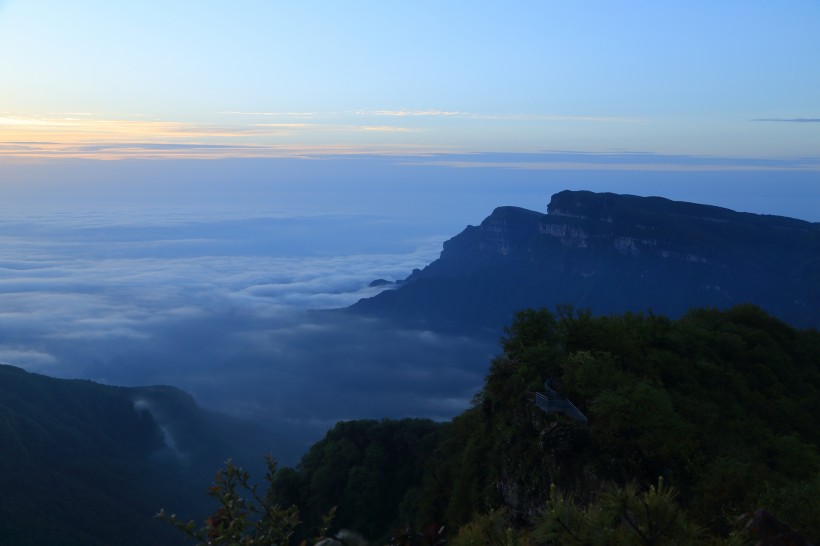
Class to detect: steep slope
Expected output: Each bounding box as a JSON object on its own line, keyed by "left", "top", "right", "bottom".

{"left": 0, "top": 365, "right": 281, "bottom": 546}
{"left": 350, "top": 190, "right": 820, "bottom": 333}
{"left": 272, "top": 306, "right": 820, "bottom": 542}
{"left": 419, "top": 305, "right": 820, "bottom": 539}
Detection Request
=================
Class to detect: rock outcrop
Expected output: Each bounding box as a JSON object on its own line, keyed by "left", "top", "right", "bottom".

{"left": 350, "top": 190, "right": 820, "bottom": 333}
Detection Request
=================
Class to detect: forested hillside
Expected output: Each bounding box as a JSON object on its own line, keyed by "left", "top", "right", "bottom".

{"left": 270, "top": 419, "right": 446, "bottom": 544}
{"left": 261, "top": 305, "right": 819, "bottom": 544}
{"left": 0, "top": 366, "right": 281, "bottom": 546}
{"left": 9, "top": 304, "right": 816, "bottom": 544}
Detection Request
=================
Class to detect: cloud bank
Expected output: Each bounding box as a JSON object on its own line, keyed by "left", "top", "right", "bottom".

{"left": 0, "top": 209, "right": 496, "bottom": 460}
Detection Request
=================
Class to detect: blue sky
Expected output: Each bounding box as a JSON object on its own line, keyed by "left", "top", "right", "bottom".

{"left": 1, "top": 1, "right": 818, "bottom": 158}
{"left": 0, "top": 2, "right": 818, "bottom": 453}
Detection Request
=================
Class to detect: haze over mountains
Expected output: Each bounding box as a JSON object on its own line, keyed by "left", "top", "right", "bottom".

{"left": 2, "top": 189, "right": 816, "bottom": 459}
{"left": 351, "top": 190, "right": 820, "bottom": 333}
{"left": 2, "top": 189, "right": 817, "bottom": 461}
{"left": 4, "top": 2, "right": 819, "bottom": 542}
{"left": 1, "top": 189, "right": 819, "bottom": 544}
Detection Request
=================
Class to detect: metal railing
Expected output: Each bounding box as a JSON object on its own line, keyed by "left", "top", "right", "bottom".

{"left": 534, "top": 392, "right": 588, "bottom": 424}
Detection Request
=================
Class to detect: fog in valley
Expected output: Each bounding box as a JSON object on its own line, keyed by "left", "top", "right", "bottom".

{"left": 2, "top": 154, "right": 817, "bottom": 461}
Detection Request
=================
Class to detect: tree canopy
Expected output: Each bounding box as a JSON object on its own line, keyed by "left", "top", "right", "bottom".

{"left": 174, "top": 305, "right": 820, "bottom": 544}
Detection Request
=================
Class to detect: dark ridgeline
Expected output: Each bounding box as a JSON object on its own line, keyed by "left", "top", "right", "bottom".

{"left": 0, "top": 364, "right": 284, "bottom": 546}
{"left": 349, "top": 190, "right": 820, "bottom": 333}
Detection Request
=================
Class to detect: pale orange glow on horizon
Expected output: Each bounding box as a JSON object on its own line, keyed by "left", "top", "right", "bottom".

{"left": 1, "top": 113, "right": 817, "bottom": 166}
{"left": 0, "top": 115, "right": 275, "bottom": 142}
{"left": 0, "top": 114, "right": 429, "bottom": 159}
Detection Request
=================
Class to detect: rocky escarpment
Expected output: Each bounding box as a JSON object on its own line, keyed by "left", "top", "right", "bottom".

{"left": 350, "top": 190, "right": 820, "bottom": 333}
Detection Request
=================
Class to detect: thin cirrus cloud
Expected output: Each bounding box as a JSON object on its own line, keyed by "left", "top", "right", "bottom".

{"left": 0, "top": 115, "right": 276, "bottom": 159}
{"left": 417, "top": 160, "right": 820, "bottom": 172}
{"left": 354, "top": 109, "right": 641, "bottom": 123}
{"left": 478, "top": 114, "right": 641, "bottom": 123}
{"left": 0, "top": 115, "right": 266, "bottom": 139}
{"left": 401, "top": 151, "right": 820, "bottom": 173}
{"left": 751, "top": 117, "right": 820, "bottom": 123}
{"left": 0, "top": 110, "right": 649, "bottom": 160}
{"left": 253, "top": 122, "right": 418, "bottom": 133}
{"left": 0, "top": 142, "right": 445, "bottom": 160}
{"left": 0, "top": 113, "right": 426, "bottom": 159}
{"left": 24, "top": 108, "right": 820, "bottom": 164}
{"left": 224, "top": 110, "right": 464, "bottom": 118}
{"left": 357, "top": 109, "right": 468, "bottom": 117}
{"left": 219, "top": 111, "right": 320, "bottom": 118}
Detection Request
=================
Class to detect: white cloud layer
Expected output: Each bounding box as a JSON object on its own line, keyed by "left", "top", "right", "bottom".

{"left": 0, "top": 208, "right": 496, "bottom": 459}
{"left": 2, "top": 153, "right": 817, "bottom": 462}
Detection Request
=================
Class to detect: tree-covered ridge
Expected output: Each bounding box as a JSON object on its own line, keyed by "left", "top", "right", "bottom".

{"left": 0, "top": 365, "right": 179, "bottom": 546}
{"left": 269, "top": 419, "right": 446, "bottom": 544}
{"left": 432, "top": 305, "right": 820, "bottom": 539}
{"left": 0, "top": 365, "right": 283, "bottom": 546}
{"left": 271, "top": 305, "right": 819, "bottom": 543}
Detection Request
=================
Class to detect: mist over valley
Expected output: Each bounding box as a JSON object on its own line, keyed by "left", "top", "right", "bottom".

{"left": 2, "top": 157, "right": 819, "bottom": 464}
{"left": 3, "top": 2, "right": 820, "bottom": 542}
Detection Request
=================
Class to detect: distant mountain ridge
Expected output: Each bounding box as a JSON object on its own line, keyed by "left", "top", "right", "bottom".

{"left": 350, "top": 190, "right": 820, "bottom": 332}
{"left": 0, "top": 364, "right": 282, "bottom": 546}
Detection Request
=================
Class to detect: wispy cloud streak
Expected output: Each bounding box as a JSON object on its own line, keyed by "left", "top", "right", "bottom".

{"left": 355, "top": 110, "right": 641, "bottom": 123}
{"left": 0, "top": 141, "right": 441, "bottom": 160}
{"left": 403, "top": 151, "right": 820, "bottom": 172}
{"left": 0, "top": 113, "right": 427, "bottom": 159}
{"left": 220, "top": 111, "right": 320, "bottom": 118}
{"left": 356, "top": 110, "right": 468, "bottom": 117}
{"left": 752, "top": 118, "right": 820, "bottom": 123}
{"left": 0, "top": 110, "right": 813, "bottom": 161}
{"left": 420, "top": 160, "right": 820, "bottom": 172}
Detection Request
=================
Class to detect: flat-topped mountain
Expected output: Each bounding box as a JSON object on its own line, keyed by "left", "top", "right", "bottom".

{"left": 350, "top": 190, "right": 820, "bottom": 333}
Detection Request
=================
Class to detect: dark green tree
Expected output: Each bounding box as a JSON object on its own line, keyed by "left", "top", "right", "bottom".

{"left": 159, "top": 456, "right": 302, "bottom": 546}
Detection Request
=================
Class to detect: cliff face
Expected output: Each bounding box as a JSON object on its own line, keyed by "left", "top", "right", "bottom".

{"left": 350, "top": 190, "right": 820, "bottom": 333}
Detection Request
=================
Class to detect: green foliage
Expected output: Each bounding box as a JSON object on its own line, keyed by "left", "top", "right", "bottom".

{"left": 177, "top": 304, "right": 820, "bottom": 544}
{"left": 757, "top": 470, "right": 820, "bottom": 540}
{"left": 160, "top": 455, "right": 301, "bottom": 546}
{"left": 415, "top": 305, "right": 820, "bottom": 538}
{"left": 0, "top": 364, "right": 286, "bottom": 546}
{"left": 269, "top": 419, "right": 445, "bottom": 544}
{"left": 449, "top": 511, "right": 524, "bottom": 546}
{"left": 0, "top": 366, "right": 192, "bottom": 546}
{"left": 537, "top": 478, "right": 702, "bottom": 546}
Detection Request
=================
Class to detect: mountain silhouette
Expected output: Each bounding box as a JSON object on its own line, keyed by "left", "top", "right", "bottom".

{"left": 0, "top": 364, "right": 283, "bottom": 546}
{"left": 350, "top": 190, "right": 820, "bottom": 333}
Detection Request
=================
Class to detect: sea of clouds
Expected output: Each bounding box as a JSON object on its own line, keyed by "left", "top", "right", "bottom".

{"left": 2, "top": 153, "right": 817, "bottom": 461}
{"left": 0, "top": 207, "right": 498, "bottom": 460}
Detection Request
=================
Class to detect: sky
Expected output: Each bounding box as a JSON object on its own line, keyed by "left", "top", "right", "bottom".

{"left": 0, "top": 1, "right": 818, "bottom": 159}
{"left": 0, "top": 1, "right": 818, "bottom": 461}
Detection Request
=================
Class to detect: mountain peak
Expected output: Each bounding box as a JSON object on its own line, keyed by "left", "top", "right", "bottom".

{"left": 547, "top": 189, "right": 813, "bottom": 228}
{"left": 350, "top": 191, "right": 820, "bottom": 332}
